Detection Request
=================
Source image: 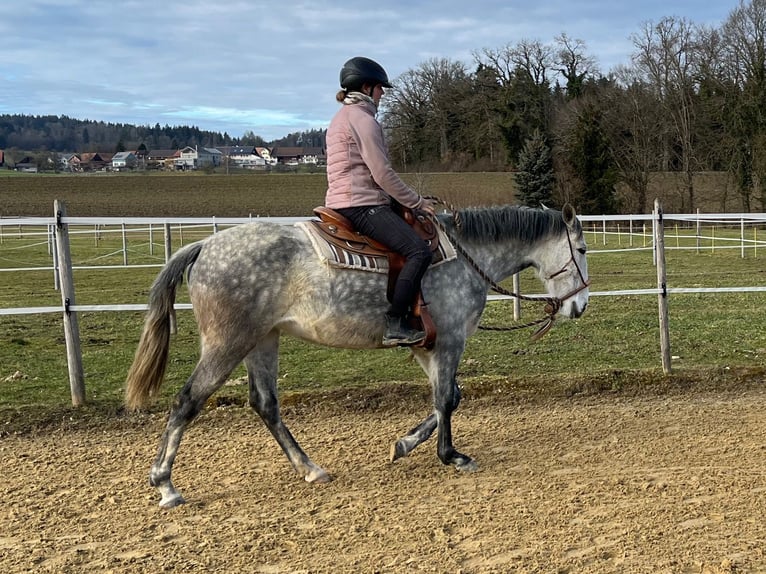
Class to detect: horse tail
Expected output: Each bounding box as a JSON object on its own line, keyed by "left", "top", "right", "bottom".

{"left": 125, "top": 241, "right": 204, "bottom": 410}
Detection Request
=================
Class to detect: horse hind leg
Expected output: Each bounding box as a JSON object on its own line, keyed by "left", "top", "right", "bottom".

{"left": 390, "top": 413, "right": 437, "bottom": 462}
{"left": 389, "top": 386, "right": 460, "bottom": 462}
{"left": 391, "top": 349, "right": 477, "bottom": 472}
{"left": 149, "top": 345, "right": 246, "bottom": 508}
{"left": 245, "top": 330, "right": 330, "bottom": 483}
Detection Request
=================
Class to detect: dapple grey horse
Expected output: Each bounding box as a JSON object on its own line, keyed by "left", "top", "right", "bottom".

{"left": 126, "top": 204, "right": 589, "bottom": 507}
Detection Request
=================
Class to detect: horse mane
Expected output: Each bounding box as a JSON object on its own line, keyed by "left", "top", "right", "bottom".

{"left": 439, "top": 205, "right": 570, "bottom": 243}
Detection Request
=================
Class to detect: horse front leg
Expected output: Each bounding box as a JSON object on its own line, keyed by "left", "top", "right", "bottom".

{"left": 245, "top": 331, "right": 330, "bottom": 483}
{"left": 434, "top": 375, "right": 477, "bottom": 471}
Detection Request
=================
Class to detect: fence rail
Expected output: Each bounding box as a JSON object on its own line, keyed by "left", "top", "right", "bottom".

{"left": 2, "top": 202, "right": 766, "bottom": 404}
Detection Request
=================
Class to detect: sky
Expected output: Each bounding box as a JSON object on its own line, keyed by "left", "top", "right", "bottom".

{"left": 0, "top": 0, "right": 741, "bottom": 142}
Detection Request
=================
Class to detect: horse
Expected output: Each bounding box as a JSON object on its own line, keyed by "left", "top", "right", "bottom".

{"left": 125, "top": 203, "right": 589, "bottom": 508}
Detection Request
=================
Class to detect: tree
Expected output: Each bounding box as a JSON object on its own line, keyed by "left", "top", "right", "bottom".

{"left": 555, "top": 33, "right": 599, "bottom": 99}
{"left": 721, "top": 0, "right": 766, "bottom": 210}
{"left": 475, "top": 40, "right": 555, "bottom": 166}
{"left": 631, "top": 17, "right": 703, "bottom": 211}
{"left": 566, "top": 101, "right": 619, "bottom": 214}
{"left": 241, "top": 130, "right": 267, "bottom": 147}
{"left": 515, "top": 129, "right": 555, "bottom": 207}
{"left": 602, "top": 69, "right": 665, "bottom": 213}
{"left": 382, "top": 58, "right": 473, "bottom": 170}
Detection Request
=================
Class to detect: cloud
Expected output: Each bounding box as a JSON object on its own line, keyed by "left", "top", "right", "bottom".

{"left": 0, "top": 0, "right": 740, "bottom": 141}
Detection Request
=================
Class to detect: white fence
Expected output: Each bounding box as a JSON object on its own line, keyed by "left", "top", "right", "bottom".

{"left": 2, "top": 201, "right": 766, "bottom": 405}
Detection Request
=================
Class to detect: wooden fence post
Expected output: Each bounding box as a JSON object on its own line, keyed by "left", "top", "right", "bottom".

{"left": 52, "top": 226, "right": 60, "bottom": 291}
{"left": 54, "top": 200, "right": 85, "bottom": 406}
{"left": 654, "top": 199, "right": 671, "bottom": 374}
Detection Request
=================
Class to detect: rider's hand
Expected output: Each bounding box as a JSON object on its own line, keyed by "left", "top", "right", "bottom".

{"left": 419, "top": 197, "right": 436, "bottom": 216}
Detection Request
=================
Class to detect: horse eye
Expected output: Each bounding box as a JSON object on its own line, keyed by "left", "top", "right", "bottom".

{"left": 577, "top": 247, "right": 586, "bottom": 255}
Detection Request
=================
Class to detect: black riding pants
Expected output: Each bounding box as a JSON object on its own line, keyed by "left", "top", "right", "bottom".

{"left": 336, "top": 204, "right": 432, "bottom": 318}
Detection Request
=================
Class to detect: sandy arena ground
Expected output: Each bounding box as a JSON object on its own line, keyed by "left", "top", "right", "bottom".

{"left": 2, "top": 382, "right": 766, "bottom": 573}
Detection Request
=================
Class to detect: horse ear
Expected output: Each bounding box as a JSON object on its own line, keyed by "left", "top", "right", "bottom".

{"left": 562, "top": 203, "right": 577, "bottom": 227}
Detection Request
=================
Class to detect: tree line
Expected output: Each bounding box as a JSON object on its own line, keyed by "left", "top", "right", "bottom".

{"left": 0, "top": 115, "right": 326, "bottom": 162}
{"left": 380, "top": 0, "right": 766, "bottom": 214}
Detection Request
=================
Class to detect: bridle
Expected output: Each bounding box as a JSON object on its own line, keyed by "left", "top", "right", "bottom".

{"left": 425, "top": 197, "right": 590, "bottom": 340}
{"left": 543, "top": 220, "right": 590, "bottom": 303}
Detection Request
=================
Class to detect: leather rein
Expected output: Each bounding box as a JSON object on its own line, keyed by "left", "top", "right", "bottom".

{"left": 424, "top": 197, "right": 590, "bottom": 340}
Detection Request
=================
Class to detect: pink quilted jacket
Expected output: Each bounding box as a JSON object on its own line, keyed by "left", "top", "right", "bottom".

{"left": 324, "top": 98, "right": 424, "bottom": 210}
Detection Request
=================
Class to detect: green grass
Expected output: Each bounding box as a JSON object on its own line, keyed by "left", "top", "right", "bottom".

{"left": 1, "top": 173, "right": 765, "bottom": 433}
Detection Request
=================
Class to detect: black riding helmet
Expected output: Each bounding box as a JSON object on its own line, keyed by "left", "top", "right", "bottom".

{"left": 339, "top": 57, "right": 393, "bottom": 93}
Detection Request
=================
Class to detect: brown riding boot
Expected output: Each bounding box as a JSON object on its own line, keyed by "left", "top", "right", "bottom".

{"left": 382, "top": 314, "right": 426, "bottom": 347}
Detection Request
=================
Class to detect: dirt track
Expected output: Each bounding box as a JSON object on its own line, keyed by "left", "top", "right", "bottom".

{"left": 2, "top": 383, "right": 766, "bottom": 573}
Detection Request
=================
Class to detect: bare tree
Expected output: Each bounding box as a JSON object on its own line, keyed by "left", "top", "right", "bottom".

{"left": 554, "top": 33, "right": 599, "bottom": 99}
{"left": 382, "top": 58, "right": 472, "bottom": 169}
{"left": 722, "top": 0, "right": 766, "bottom": 210}
{"left": 631, "top": 16, "right": 703, "bottom": 211}
{"left": 476, "top": 39, "right": 554, "bottom": 87}
{"left": 603, "top": 67, "right": 665, "bottom": 213}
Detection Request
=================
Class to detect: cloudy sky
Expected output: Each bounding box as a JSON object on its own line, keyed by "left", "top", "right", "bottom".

{"left": 1, "top": 0, "right": 739, "bottom": 141}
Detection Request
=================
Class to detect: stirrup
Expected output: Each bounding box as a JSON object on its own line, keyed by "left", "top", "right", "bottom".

{"left": 382, "top": 318, "right": 426, "bottom": 347}
{"left": 383, "top": 332, "right": 426, "bottom": 347}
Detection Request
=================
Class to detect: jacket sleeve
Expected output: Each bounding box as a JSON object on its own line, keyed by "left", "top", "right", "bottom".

{"left": 349, "top": 110, "right": 424, "bottom": 210}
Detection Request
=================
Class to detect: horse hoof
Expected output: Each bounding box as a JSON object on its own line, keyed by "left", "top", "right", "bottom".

{"left": 389, "top": 441, "right": 407, "bottom": 463}
{"left": 159, "top": 493, "right": 186, "bottom": 509}
{"left": 305, "top": 467, "right": 332, "bottom": 484}
{"left": 455, "top": 459, "right": 478, "bottom": 473}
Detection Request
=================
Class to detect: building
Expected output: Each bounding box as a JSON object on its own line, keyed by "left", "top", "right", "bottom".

{"left": 174, "top": 146, "right": 222, "bottom": 170}
{"left": 111, "top": 151, "right": 138, "bottom": 171}
{"left": 146, "top": 149, "right": 180, "bottom": 170}
{"left": 227, "top": 146, "right": 266, "bottom": 169}
{"left": 271, "top": 146, "right": 325, "bottom": 165}
{"left": 59, "top": 153, "right": 81, "bottom": 172}
{"left": 79, "top": 152, "right": 113, "bottom": 171}
{"left": 13, "top": 156, "right": 38, "bottom": 173}
{"left": 256, "top": 147, "right": 277, "bottom": 166}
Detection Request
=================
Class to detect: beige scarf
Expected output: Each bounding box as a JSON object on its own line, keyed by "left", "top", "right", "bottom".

{"left": 343, "top": 91, "right": 377, "bottom": 110}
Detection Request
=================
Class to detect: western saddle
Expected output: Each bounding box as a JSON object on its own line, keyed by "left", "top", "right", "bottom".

{"left": 309, "top": 205, "right": 440, "bottom": 349}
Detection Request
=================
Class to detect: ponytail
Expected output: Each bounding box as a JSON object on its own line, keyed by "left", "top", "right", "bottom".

{"left": 335, "top": 89, "right": 347, "bottom": 103}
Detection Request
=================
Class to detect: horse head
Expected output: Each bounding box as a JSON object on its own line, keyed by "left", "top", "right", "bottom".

{"left": 535, "top": 203, "right": 589, "bottom": 320}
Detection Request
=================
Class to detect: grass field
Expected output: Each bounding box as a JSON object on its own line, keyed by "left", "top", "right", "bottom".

{"left": 1, "top": 173, "right": 765, "bottom": 431}
{"left": 0, "top": 171, "right": 517, "bottom": 217}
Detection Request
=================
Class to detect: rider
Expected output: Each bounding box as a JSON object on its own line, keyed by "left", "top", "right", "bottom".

{"left": 325, "top": 56, "right": 436, "bottom": 347}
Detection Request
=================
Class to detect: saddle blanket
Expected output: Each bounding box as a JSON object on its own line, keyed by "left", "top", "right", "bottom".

{"left": 296, "top": 221, "right": 457, "bottom": 274}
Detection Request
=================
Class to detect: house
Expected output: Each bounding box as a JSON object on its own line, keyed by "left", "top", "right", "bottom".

{"left": 174, "top": 146, "right": 222, "bottom": 170}
{"left": 271, "top": 146, "right": 325, "bottom": 165}
{"left": 256, "top": 147, "right": 277, "bottom": 166}
{"left": 59, "top": 153, "right": 81, "bottom": 172}
{"left": 111, "top": 151, "right": 138, "bottom": 171}
{"left": 146, "top": 149, "right": 180, "bottom": 170}
{"left": 14, "top": 156, "right": 38, "bottom": 173}
{"left": 226, "top": 146, "right": 266, "bottom": 169}
{"left": 79, "top": 152, "right": 113, "bottom": 171}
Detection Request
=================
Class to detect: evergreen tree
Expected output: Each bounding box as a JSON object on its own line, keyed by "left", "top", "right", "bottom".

{"left": 515, "top": 129, "right": 555, "bottom": 207}
{"left": 570, "top": 103, "right": 619, "bottom": 214}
